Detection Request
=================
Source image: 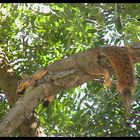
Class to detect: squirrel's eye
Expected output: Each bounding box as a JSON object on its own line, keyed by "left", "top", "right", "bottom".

{"left": 18, "top": 80, "right": 22, "bottom": 85}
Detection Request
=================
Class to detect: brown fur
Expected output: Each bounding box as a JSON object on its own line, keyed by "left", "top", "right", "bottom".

{"left": 98, "top": 46, "right": 136, "bottom": 110}
{"left": 16, "top": 46, "right": 136, "bottom": 110}
{"left": 76, "top": 46, "right": 136, "bottom": 111}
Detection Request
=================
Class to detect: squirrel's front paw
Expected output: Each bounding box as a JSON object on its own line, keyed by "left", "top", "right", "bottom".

{"left": 104, "top": 79, "right": 112, "bottom": 88}
{"left": 31, "top": 80, "right": 38, "bottom": 87}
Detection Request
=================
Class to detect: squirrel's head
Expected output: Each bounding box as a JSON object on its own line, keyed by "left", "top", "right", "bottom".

{"left": 16, "top": 74, "right": 30, "bottom": 95}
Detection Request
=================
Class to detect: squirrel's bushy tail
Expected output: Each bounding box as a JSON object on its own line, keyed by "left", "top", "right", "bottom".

{"left": 121, "top": 88, "right": 133, "bottom": 111}
{"left": 106, "top": 46, "right": 136, "bottom": 111}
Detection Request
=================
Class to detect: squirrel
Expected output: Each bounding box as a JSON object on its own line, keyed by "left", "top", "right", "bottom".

{"left": 16, "top": 46, "right": 136, "bottom": 111}
{"left": 75, "top": 46, "right": 136, "bottom": 111}
{"left": 16, "top": 68, "right": 54, "bottom": 106}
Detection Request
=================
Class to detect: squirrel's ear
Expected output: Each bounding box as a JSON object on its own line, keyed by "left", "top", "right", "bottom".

{"left": 20, "top": 74, "right": 28, "bottom": 80}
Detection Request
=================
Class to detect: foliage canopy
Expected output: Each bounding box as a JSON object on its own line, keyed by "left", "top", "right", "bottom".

{"left": 0, "top": 3, "right": 140, "bottom": 136}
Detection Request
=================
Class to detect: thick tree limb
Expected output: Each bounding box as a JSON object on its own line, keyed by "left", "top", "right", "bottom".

{"left": 0, "top": 45, "right": 140, "bottom": 136}
{"left": 0, "top": 69, "right": 96, "bottom": 136}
